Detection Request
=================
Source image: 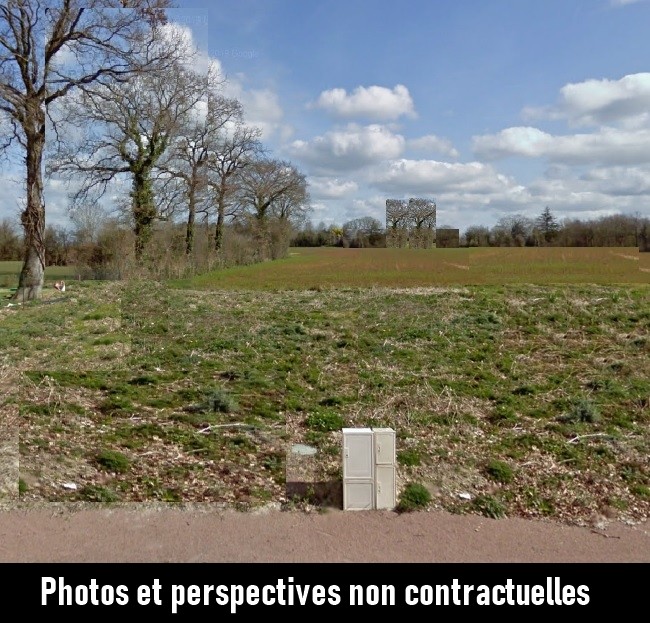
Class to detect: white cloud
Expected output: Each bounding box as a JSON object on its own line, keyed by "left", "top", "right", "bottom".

{"left": 288, "top": 124, "right": 405, "bottom": 172}
{"left": 308, "top": 177, "right": 359, "bottom": 199}
{"left": 407, "top": 134, "right": 460, "bottom": 159}
{"left": 473, "top": 126, "right": 650, "bottom": 165}
{"left": 368, "top": 159, "right": 519, "bottom": 196}
{"left": 223, "top": 77, "right": 292, "bottom": 142}
{"left": 312, "top": 85, "right": 416, "bottom": 120}
{"left": 610, "top": 0, "right": 647, "bottom": 6}
{"left": 579, "top": 165, "right": 650, "bottom": 196}
{"left": 522, "top": 73, "right": 650, "bottom": 128}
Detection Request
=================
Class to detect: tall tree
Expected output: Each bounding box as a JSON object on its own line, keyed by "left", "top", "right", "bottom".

{"left": 0, "top": 0, "right": 171, "bottom": 300}
{"left": 50, "top": 27, "right": 206, "bottom": 260}
{"left": 207, "top": 119, "right": 262, "bottom": 252}
{"left": 156, "top": 65, "right": 237, "bottom": 255}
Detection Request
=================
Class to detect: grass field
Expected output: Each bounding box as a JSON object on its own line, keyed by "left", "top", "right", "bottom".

{"left": 172, "top": 246, "right": 646, "bottom": 290}
{"left": 1, "top": 248, "right": 648, "bottom": 527}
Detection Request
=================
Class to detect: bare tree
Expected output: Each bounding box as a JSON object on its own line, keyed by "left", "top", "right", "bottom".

{"left": 233, "top": 158, "right": 308, "bottom": 259}
{"left": 342, "top": 216, "right": 384, "bottom": 248}
{"left": 0, "top": 0, "right": 171, "bottom": 300}
{"left": 158, "top": 72, "right": 262, "bottom": 255}
{"left": 50, "top": 28, "right": 206, "bottom": 260}
{"left": 157, "top": 65, "right": 226, "bottom": 254}
{"left": 267, "top": 188, "right": 312, "bottom": 228}
{"left": 463, "top": 225, "right": 490, "bottom": 247}
{"left": 492, "top": 214, "right": 534, "bottom": 247}
{"left": 207, "top": 121, "right": 262, "bottom": 252}
{"left": 69, "top": 201, "right": 108, "bottom": 244}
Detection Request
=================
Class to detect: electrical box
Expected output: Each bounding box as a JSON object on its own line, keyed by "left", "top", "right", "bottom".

{"left": 342, "top": 427, "right": 396, "bottom": 510}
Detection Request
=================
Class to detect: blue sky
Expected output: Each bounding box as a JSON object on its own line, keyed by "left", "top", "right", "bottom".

{"left": 3, "top": 0, "right": 650, "bottom": 231}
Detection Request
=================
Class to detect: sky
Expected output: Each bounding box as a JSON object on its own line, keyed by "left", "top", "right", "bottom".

{"left": 2, "top": 0, "right": 650, "bottom": 232}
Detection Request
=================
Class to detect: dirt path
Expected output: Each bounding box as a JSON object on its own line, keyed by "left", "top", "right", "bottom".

{"left": 1, "top": 505, "right": 648, "bottom": 563}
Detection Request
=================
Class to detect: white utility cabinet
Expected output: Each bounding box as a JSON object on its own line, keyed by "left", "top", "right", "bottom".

{"left": 342, "top": 427, "right": 396, "bottom": 510}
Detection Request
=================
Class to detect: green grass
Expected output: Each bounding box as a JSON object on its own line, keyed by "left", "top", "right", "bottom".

{"left": 6, "top": 248, "right": 650, "bottom": 524}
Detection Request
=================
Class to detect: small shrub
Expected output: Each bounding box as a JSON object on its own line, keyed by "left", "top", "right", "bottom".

{"left": 96, "top": 449, "right": 130, "bottom": 473}
{"left": 18, "top": 478, "right": 28, "bottom": 494}
{"left": 396, "top": 482, "right": 431, "bottom": 513}
{"left": 484, "top": 459, "right": 514, "bottom": 483}
{"left": 562, "top": 398, "right": 601, "bottom": 423}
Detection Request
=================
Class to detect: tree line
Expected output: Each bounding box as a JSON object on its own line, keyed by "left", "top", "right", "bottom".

{"left": 462, "top": 208, "right": 649, "bottom": 249}
{"left": 1, "top": 0, "right": 309, "bottom": 299}
{"left": 3, "top": 206, "right": 644, "bottom": 269}
{"left": 290, "top": 208, "right": 649, "bottom": 251}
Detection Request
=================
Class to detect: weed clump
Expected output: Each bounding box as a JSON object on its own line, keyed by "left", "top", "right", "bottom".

{"left": 561, "top": 398, "right": 601, "bottom": 423}
{"left": 484, "top": 459, "right": 515, "bottom": 483}
{"left": 396, "top": 482, "right": 431, "bottom": 513}
{"left": 96, "top": 449, "right": 130, "bottom": 473}
{"left": 472, "top": 494, "right": 507, "bottom": 519}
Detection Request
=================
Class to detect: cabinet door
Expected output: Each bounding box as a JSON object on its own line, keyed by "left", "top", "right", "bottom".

{"left": 375, "top": 465, "right": 396, "bottom": 510}
{"left": 374, "top": 430, "right": 395, "bottom": 465}
{"left": 343, "top": 480, "right": 374, "bottom": 510}
{"left": 343, "top": 431, "right": 373, "bottom": 479}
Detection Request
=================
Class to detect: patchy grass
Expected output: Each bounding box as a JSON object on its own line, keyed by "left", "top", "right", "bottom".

{"left": 3, "top": 250, "right": 649, "bottom": 526}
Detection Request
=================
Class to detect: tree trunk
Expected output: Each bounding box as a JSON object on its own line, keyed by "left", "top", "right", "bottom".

{"left": 215, "top": 191, "right": 225, "bottom": 252}
{"left": 186, "top": 186, "right": 196, "bottom": 255}
{"left": 14, "top": 131, "right": 46, "bottom": 302}
{"left": 132, "top": 170, "right": 156, "bottom": 260}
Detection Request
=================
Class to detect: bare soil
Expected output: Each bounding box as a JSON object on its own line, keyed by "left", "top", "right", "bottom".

{"left": 0, "top": 504, "right": 648, "bottom": 563}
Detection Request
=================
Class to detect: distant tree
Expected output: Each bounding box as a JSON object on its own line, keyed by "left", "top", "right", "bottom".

{"left": 463, "top": 225, "right": 490, "bottom": 247}
{"left": 492, "top": 214, "right": 534, "bottom": 247}
{"left": 535, "top": 206, "right": 560, "bottom": 245}
{"left": 69, "top": 202, "right": 109, "bottom": 245}
{"left": 639, "top": 218, "right": 650, "bottom": 252}
{"left": 204, "top": 103, "right": 262, "bottom": 252}
{"left": 342, "top": 216, "right": 384, "bottom": 247}
{"left": 156, "top": 66, "right": 258, "bottom": 256}
{"left": 407, "top": 198, "right": 436, "bottom": 248}
{"left": 43, "top": 224, "right": 72, "bottom": 266}
{"left": 0, "top": 218, "right": 22, "bottom": 260}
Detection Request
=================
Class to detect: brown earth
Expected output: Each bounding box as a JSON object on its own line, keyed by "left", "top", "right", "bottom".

{"left": 0, "top": 504, "right": 648, "bottom": 563}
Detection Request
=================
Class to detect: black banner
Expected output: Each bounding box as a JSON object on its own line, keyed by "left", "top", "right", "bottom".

{"left": 4, "top": 562, "right": 646, "bottom": 618}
